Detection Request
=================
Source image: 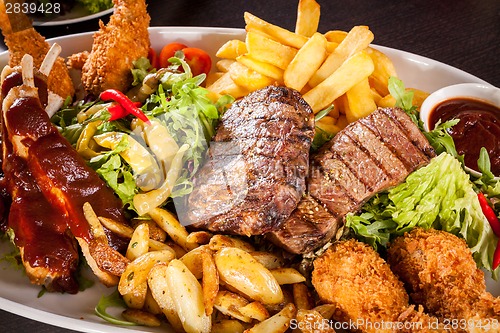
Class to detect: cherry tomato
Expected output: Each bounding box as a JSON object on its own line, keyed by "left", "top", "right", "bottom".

{"left": 182, "top": 47, "right": 212, "bottom": 76}
{"left": 147, "top": 47, "right": 159, "bottom": 69}
{"left": 159, "top": 42, "right": 188, "bottom": 68}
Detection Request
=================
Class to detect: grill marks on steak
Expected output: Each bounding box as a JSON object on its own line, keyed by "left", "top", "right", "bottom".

{"left": 269, "top": 107, "right": 436, "bottom": 254}
{"left": 188, "top": 86, "right": 314, "bottom": 236}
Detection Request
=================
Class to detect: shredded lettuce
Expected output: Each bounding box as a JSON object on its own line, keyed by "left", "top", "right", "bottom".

{"left": 346, "top": 152, "right": 498, "bottom": 275}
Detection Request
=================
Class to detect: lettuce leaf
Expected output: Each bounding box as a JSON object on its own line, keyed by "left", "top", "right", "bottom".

{"left": 346, "top": 152, "right": 498, "bottom": 277}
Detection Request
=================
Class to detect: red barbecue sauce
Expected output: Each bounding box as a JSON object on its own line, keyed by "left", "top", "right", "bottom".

{"left": 429, "top": 97, "right": 500, "bottom": 176}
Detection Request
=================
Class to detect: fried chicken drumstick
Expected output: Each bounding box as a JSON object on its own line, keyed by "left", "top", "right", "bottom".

{"left": 312, "top": 238, "right": 452, "bottom": 333}
{"left": 387, "top": 228, "right": 500, "bottom": 327}
{"left": 81, "top": 0, "right": 150, "bottom": 96}
{"left": 0, "top": 0, "right": 75, "bottom": 100}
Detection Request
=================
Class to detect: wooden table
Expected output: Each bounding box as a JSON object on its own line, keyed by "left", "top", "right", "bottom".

{"left": 0, "top": 0, "right": 499, "bottom": 332}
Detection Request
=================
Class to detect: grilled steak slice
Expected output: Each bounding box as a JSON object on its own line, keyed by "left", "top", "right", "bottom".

{"left": 187, "top": 85, "right": 314, "bottom": 236}
{"left": 270, "top": 107, "right": 435, "bottom": 253}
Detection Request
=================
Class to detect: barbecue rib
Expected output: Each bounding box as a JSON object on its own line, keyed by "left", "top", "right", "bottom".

{"left": 1, "top": 53, "right": 130, "bottom": 291}
{"left": 187, "top": 85, "right": 315, "bottom": 236}
{"left": 269, "top": 107, "right": 436, "bottom": 254}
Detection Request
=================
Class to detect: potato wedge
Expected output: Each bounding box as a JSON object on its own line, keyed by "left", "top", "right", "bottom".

{"left": 118, "top": 249, "right": 175, "bottom": 295}
{"left": 284, "top": 32, "right": 327, "bottom": 92}
{"left": 211, "top": 319, "right": 246, "bottom": 333}
{"left": 270, "top": 268, "right": 306, "bottom": 284}
{"left": 147, "top": 263, "right": 184, "bottom": 332}
{"left": 249, "top": 251, "right": 284, "bottom": 270}
{"left": 214, "top": 290, "right": 252, "bottom": 322}
{"left": 166, "top": 259, "right": 211, "bottom": 333}
{"left": 295, "top": 309, "right": 336, "bottom": 332}
{"left": 214, "top": 247, "right": 283, "bottom": 305}
{"left": 179, "top": 245, "right": 206, "bottom": 279}
{"left": 303, "top": 50, "right": 374, "bottom": 113}
{"left": 239, "top": 301, "right": 270, "bottom": 321}
{"left": 209, "top": 234, "right": 255, "bottom": 252}
{"left": 292, "top": 283, "right": 314, "bottom": 310}
{"left": 244, "top": 303, "right": 296, "bottom": 333}
{"left": 122, "top": 282, "right": 147, "bottom": 309}
{"left": 126, "top": 223, "right": 149, "bottom": 261}
{"left": 121, "top": 308, "right": 161, "bottom": 327}
{"left": 295, "top": 0, "right": 321, "bottom": 37}
{"left": 148, "top": 207, "right": 197, "bottom": 252}
{"left": 309, "top": 25, "right": 374, "bottom": 87}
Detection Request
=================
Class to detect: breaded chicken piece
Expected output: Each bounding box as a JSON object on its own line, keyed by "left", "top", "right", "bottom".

{"left": 81, "top": 0, "right": 150, "bottom": 96}
{"left": 387, "top": 228, "right": 500, "bottom": 326}
{"left": 312, "top": 239, "right": 456, "bottom": 333}
{"left": 0, "top": 0, "right": 75, "bottom": 100}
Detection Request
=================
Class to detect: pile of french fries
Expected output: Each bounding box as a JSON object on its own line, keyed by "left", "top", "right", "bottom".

{"left": 206, "top": 0, "right": 428, "bottom": 136}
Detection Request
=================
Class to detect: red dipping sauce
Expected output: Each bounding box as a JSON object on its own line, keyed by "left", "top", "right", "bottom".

{"left": 429, "top": 97, "right": 500, "bottom": 176}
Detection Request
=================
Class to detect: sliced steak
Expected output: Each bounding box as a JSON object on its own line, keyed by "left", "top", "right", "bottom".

{"left": 187, "top": 86, "right": 314, "bottom": 236}
{"left": 269, "top": 107, "right": 435, "bottom": 254}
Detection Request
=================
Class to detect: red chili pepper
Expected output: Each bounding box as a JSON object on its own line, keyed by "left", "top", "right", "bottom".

{"left": 494, "top": 239, "right": 500, "bottom": 270}
{"left": 100, "top": 89, "right": 150, "bottom": 124}
{"left": 478, "top": 192, "right": 500, "bottom": 237}
{"left": 107, "top": 102, "right": 142, "bottom": 121}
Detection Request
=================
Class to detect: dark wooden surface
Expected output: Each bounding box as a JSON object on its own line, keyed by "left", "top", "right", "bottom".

{"left": 0, "top": 0, "right": 499, "bottom": 332}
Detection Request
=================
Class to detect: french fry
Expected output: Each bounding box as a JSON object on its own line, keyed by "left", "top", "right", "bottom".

{"left": 345, "top": 77, "right": 377, "bottom": 122}
{"left": 206, "top": 71, "right": 249, "bottom": 99}
{"left": 292, "top": 283, "right": 314, "bottom": 310}
{"left": 295, "top": 0, "right": 321, "bottom": 37}
{"left": 303, "top": 50, "right": 374, "bottom": 113}
{"left": 214, "top": 290, "right": 252, "bottom": 322}
{"left": 309, "top": 25, "right": 374, "bottom": 87}
{"left": 216, "top": 39, "right": 248, "bottom": 59}
{"left": 243, "top": 303, "right": 296, "bottom": 333}
{"left": 324, "top": 29, "right": 348, "bottom": 43}
{"left": 409, "top": 88, "right": 430, "bottom": 108}
{"left": 245, "top": 31, "right": 298, "bottom": 70}
{"left": 216, "top": 59, "right": 236, "bottom": 72}
{"left": 244, "top": 12, "right": 308, "bottom": 49}
{"left": 166, "top": 260, "right": 212, "bottom": 333}
{"left": 208, "top": 234, "right": 255, "bottom": 252}
{"left": 148, "top": 263, "right": 185, "bottom": 332}
{"left": 126, "top": 223, "right": 149, "bottom": 261}
{"left": 130, "top": 218, "right": 167, "bottom": 242}
{"left": 83, "top": 202, "right": 107, "bottom": 241}
{"left": 236, "top": 54, "right": 284, "bottom": 81}
{"left": 201, "top": 248, "right": 219, "bottom": 316}
{"left": 284, "top": 32, "right": 327, "bottom": 92}
{"left": 228, "top": 61, "right": 275, "bottom": 92}
{"left": 211, "top": 319, "right": 246, "bottom": 333}
{"left": 121, "top": 308, "right": 161, "bottom": 327}
{"left": 270, "top": 268, "right": 306, "bottom": 284}
{"left": 316, "top": 115, "right": 348, "bottom": 135}
{"left": 205, "top": 71, "right": 224, "bottom": 87}
{"left": 118, "top": 249, "right": 175, "bottom": 296}
{"left": 239, "top": 301, "right": 270, "bottom": 321}
{"left": 214, "top": 247, "right": 283, "bottom": 305}
{"left": 148, "top": 207, "right": 197, "bottom": 252}
{"left": 366, "top": 47, "right": 397, "bottom": 96}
